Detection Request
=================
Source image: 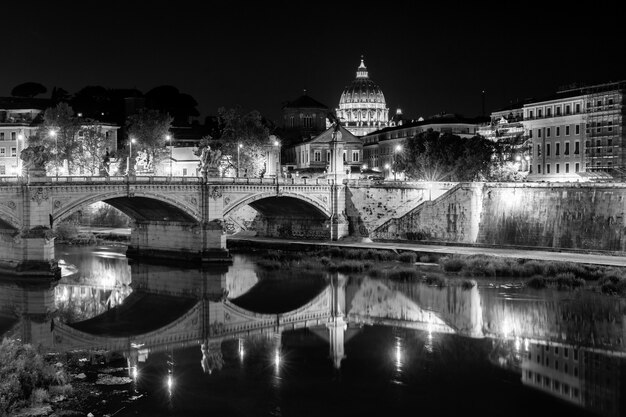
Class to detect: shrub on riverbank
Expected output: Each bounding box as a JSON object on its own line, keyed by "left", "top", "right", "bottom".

{"left": 398, "top": 252, "right": 417, "bottom": 263}
{"left": 599, "top": 273, "right": 626, "bottom": 295}
{"left": 0, "top": 339, "right": 71, "bottom": 416}
{"left": 439, "top": 254, "right": 618, "bottom": 283}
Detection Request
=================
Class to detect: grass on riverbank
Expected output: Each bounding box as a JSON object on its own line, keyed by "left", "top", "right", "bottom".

{"left": 253, "top": 247, "right": 626, "bottom": 295}
{"left": 439, "top": 254, "right": 626, "bottom": 294}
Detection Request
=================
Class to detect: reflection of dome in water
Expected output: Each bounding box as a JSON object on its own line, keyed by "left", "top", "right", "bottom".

{"left": 336, "top": 58, "right": 389, "bottom": 136}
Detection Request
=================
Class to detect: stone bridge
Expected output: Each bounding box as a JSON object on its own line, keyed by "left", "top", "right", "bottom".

{"left": 0, "top": 176, "right": 347, "bottom": 276}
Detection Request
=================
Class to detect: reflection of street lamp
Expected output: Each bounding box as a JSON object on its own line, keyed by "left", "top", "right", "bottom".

{"left": 384, "top": 163, "right": 390, "bottom": 180}
{"left": 394, "top": 144, "right": 402, "bottom": 181}
{"left": 128, "top": 137, "right": 136, "bottom": 176}
{"left": 166, "top": 134, "right": 172, "bottom": 177}
{"left": 237, "top": 143, "right": 242, "bottom": 177}
{"left": 49, "top": 129, "right": 58, "bottom": 177}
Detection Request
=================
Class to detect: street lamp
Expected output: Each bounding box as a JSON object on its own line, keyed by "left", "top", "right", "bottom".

{"left": 237, "top": 143, "right": 242, "bottom": 177}
{"left": 273, "top": 139, "right": 281, "bottom": 178}
{"left": 16, "top": 133, "right": 25, "bottom": 178}
{"left": 128, "top": 137, "right": 136, "bottom": 176}
{"left": 166, "top": 134, "right": 172, "bottom": 177}
{"left": 49, "top": 129, "right": 58, "bottom": 177}
{"left": 394, "top": 144, "right": 402, "bottom": 181}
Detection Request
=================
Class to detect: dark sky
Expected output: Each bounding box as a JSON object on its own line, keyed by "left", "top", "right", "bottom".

{"left": 2, "top": 1, "right": 625, "bottom": 125}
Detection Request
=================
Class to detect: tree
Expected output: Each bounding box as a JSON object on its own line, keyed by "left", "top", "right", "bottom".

{"left": 213, "top": 107, "right": 272, "bottom": 177}
{"left": 11, "top": 82, "right": 47, "bottom": 98}
{"left": 50, "top": 86, "right": 70, "bottom": 104}
{"left": 404, "top": 129, "right": 497, "bottom": 181}
{"left": 125, "top": 109, "right": 173, "bottom": 174}
{"left": 39, "top": 103, "right": 81, "bottom": 175}
{"left": 72, "top": 122, "right": 108, "bottom": 176}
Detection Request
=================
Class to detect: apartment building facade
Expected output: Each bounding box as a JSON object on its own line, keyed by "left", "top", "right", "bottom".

{"left": 524, "top": 81, "right": 625, "bottom": 181}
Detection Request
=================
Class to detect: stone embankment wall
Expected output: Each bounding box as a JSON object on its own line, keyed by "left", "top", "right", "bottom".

{"left": 368, "top": 182, "right": 626, "bottom": 253}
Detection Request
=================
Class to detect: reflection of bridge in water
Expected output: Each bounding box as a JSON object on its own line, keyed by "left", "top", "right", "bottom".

{"left": 2, "top": 266, "right": 624, "bottom": 360}
{"left": 2, "top": 257, "right": 625, "bottom": 416}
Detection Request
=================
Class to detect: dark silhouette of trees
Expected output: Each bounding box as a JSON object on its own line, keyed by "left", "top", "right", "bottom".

{"left": 11, "top": 82, "right": 47, "bottom": 98}
{"left": 144, "top": 85, "right": 199, "bottom": 125}
{"left": 71, "top": 86, "right": 111, "bottom": 120}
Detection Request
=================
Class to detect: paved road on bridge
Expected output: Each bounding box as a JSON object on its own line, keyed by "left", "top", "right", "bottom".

{"left": 228, "top": 235, "right": 626, "bottom": 267}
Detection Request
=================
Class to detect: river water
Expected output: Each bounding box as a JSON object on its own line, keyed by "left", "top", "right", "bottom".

{"left": 1, "top": 244, "right": 625, "bottom": 417}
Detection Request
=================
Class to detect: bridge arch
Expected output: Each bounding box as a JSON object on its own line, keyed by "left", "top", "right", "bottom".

{"left": 53, "top": 190, "right": 201, "bottom": 224}
{"left": 224, "top": 191, "right": 331, "bottom": 219}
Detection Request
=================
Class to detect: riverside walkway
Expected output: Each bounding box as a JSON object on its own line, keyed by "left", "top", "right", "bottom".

{"left": 228, "top": 235, "right": 626, "bottom": 268}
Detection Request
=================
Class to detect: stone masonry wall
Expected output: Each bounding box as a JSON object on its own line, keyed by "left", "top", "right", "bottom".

{"left": 478, "top": 183, "right": 626, "bottom": 251}
{"left": 372, "top": 183, "right": 483, "bottom": 243}
{"left": 345, "top": 181, "right": 455, "bottom": 238}
{"left": 367, "top": 182, "right": 626, "bottom": 253}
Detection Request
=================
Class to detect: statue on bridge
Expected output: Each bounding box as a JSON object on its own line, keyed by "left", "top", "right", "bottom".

{"left": 20, "top": 145, "right": 49, "bottom": 177}
{"left": 199, "top": 145, "right": 222, "bottom": 177}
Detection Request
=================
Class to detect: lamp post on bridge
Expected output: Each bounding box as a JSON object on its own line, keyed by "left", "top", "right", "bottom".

{"left": 273, "top": 138, "right": 281, "bottom": 179}
{"left": 166, "top": 134, "right": 172, "bottom": 178}
{"left": 16, "top": 133, "right": 24, "bottom": 179}
{"left": 128, "top": 137, "right": 136, "bottom": 177}
{"left": 48, "top": 129, "right": 58, "bottom": 178}
{"left": 237, "top": 143, "right": 242, "bottom": 177}
{"left": 394, "top": 144, "right": 402, "bottom": 181}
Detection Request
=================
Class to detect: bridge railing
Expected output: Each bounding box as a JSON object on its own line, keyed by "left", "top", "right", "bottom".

{"left": 211, "top": 176, "right": 336, "bottom": 186}
{"left": 0, "top": 175, "right": 339, "bottom": 186}
{"left": 23, "top": 175, "right": 204, "bottom": 185}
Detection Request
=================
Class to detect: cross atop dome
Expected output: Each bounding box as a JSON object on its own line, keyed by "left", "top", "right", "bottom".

{"left": 356, "top": 56, "right": 368, "bottom": 79}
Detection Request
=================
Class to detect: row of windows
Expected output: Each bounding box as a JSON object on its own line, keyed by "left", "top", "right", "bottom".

{"left": 526, "top": 370, "right": 580, "bottom": 399}
{"left": 0, "top": 132, "right": 18, "bottom": 140}
{"left": 537, "top": 142, "right": 580, "bottom": 157}
{"left": 532, "top": 124, "right": 581, "bottom": 138}
{"left": 527, "top": 102, "right": 582, "bottom": 119}
{"left": 299, "top": 150, "right": 360, "bottom": 164}
{"left": 536, "top": 162, "right": 580, "bottom": 174}
{"left": 0, "top": 147, "right": 17, "bottom": 157}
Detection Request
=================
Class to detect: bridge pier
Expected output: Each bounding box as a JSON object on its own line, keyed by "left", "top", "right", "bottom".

{"left": 126, "top": 220, "right": 231, "bottom": 264}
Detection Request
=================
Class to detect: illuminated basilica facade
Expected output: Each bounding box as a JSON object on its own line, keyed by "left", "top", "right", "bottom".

{"left": 336, "top": 59, "right": 389, "bottom": 137}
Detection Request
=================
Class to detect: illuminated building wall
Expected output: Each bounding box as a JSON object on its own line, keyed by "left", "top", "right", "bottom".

{"left": 524, "top": 81, "right": 625, "bottom": 182}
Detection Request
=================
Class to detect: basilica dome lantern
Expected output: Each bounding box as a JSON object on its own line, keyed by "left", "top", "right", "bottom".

{"left": 336, "top": 58, "right": 389, "bottom": 136}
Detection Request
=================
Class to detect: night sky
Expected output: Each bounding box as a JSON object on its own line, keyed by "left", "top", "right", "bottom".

{"left": 3, "top": 1, "right": 625, "bottom": 125}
